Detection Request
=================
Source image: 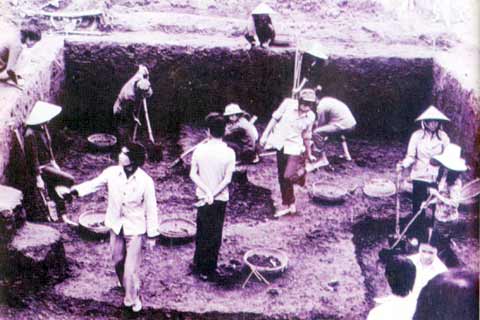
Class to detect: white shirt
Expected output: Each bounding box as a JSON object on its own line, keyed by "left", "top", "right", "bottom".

{"left": 267, "top": 98, "right": 315, "bottom": 155}
{"left": 408, "top": 253, "right": 448, "bottom": 299}
{"left": 367, "top": 294, "right": 416, "bottom": 320}
{"left": 402, "top": 129, "right": 450, "bottom": 182}
{"left": 73, "top": 166, "right": 159, "bottom": 237}
{"left": 435, "top": 174, "right": 462, "bottom": 222}
{"left": 315, "top": 97, "right": 357, "bottom": 130}
{"left": 191, "top": 139, "right": 236, "bottom": 202}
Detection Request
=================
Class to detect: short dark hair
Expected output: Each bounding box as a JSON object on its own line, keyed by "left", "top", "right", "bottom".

{"left": 414, "top": 270, "right": 479, "bottom": 320}
{"left": 385, "top": 256, "right": 416, "bottom": 297}
{"left": 20, "top": 22, "right": 42, "bottom": 43}
{"left": 124, "top": 142, "right": 146, "bottom": 167}
{"left": 205, "top": 112, "right": 226, "bottom": 138}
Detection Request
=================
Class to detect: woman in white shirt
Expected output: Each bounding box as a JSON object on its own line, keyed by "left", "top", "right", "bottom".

{"left": 397, "top": 106, "right": 450, "bottom": 242}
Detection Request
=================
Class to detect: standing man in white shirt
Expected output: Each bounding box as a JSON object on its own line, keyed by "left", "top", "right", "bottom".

{"left": 190, "top": 113, "right": 236, "bottom": 281}
{"left": 65, "top": 142, "right": 159, "bottom": 312}
{"left": 259, "top": 89, "right": 317, "bottom": 217}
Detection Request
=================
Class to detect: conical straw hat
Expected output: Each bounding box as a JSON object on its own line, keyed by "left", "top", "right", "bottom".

{"left": 251, "top": 3, "right": 275, "bottom": 15}
{"left": 26, "top": 101, "right": 62, "bottom": 126}
{"left": 415, "top": 105, "right": 450, "bottom": 122}
{"left": 304, "top": 42, "right": 328, "bottom": 60}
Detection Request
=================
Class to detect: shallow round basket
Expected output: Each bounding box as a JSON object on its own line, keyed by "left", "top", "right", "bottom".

{"left": 158, "top": 218, "right": 196, "bottom": 241}
{"left": 243, "top": 248, "right": 288, "bottom": 274}
{"left": 309, "top": 182, "right": 348, "bottom": 204}
{"left": 78, "top": 211, "right": 109, "bottom": 236}
{"left": 363, "top": 178, "right": 396, "bottom": 198}
{"left": 87, "top": 133, "right": 117, "bottom": 152}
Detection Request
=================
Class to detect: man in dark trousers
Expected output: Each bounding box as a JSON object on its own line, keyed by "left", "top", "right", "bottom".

{"left": 189, "top": 113, "right": 236, "bottom": 281}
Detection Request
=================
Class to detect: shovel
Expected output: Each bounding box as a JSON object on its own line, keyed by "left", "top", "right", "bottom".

{"left": 143, "top": 99, "right": 163, "bottom": 162}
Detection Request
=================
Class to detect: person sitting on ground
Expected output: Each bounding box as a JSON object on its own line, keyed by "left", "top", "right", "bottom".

{"left": 426, "top": 143, "right": 467, "bottom": 268}
{"left": 113, "top": 65, "right": 153, "bottom": 147}
{"left": 408, "top": 231, "right": 448, "bottom": 300}
{"left": 367, "top": 256, "right": 417, "bottom": 320}
{"left": 396, "top": 105, "right": 450, "bottom": 243}
{"left": 259, "top": 88, "right": 317, "bottom": 218}
{"left": 190, "top": 113, "right": 236, "bottom": 282}
{"left": 223, "top": 103, "right": 259, "bottom": 164}
{"left": 0, "top": 20, "right": 42, "bottom": 85}
{"left": 413, "top": 269, "right": 479, "bottom": 320}
{"left": 244, "top": 3, "right": 288, "bottom": 48}
{"left": 312, "top": 85, "right": 357, "bottom": 167}
{"left": 23, "top": 101, "right": 74, "bottom": 222}
{"left": 63, "top": 142, "right": 159, "bottom": 313}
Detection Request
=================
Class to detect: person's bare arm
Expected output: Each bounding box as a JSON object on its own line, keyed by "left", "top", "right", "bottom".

{"left": 0, "top": 38, "right": 22, "bottom": 81}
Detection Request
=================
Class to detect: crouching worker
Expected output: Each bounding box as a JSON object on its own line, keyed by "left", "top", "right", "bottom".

{"left": 312, "top": 85, "right": 356, "bottom": 167}
{"left": 427, "top": 143, "right": 467, "bottom": 267}
{"left": 24, "top": 101, "right": 74, "bottom": 222}
{"left": 190, "top": 113, "right": 236, "bottom": 281}
{"left": 223, "top": 103, "right": 259, "bottom": 164}
{"left": 259, "top": 89, "right": 317, "bottom": 217}
{"left": 61, "top": 142, "right": 159, "bottom": 312}
{"left": 113, "top": 65, "right": 153, "bottom": 147}
{"left": 0, "top": 20, "right": 42, "bottom": 85}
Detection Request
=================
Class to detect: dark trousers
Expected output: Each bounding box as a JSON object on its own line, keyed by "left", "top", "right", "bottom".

{"left": 405, "top": 180, "right": 437, "bottom": 241}
{"left": 193, "top": 200, "right": 227, "bottom": 275}
{"left": 276, "top": 150, "right": 306, "bottom": 206}
{"left": 432, "top": 219, "right": 459, "bottom": 268}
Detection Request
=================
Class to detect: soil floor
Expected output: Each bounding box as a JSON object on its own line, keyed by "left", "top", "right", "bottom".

{"left": 0, "top": 129, "right": 478, "bottom": 319}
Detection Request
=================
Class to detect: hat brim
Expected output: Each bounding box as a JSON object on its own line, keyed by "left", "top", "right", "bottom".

{"left": 433, "top": 155, "right": 468, "bottom": 172}
{"left": 26, "top": 101, "right": 62, "bottom": 126}
{"left": 224, "top": 111, "right": 244, "bottom": 116}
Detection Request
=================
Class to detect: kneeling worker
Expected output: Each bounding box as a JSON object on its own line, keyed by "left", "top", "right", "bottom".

{"left": 312, "top": 85, "right": 356, "bottom": 167}
{"left": 223, "top": 103, "right": 259, "bottom": 164}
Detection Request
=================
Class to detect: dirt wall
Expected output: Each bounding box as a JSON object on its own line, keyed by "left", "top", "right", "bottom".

{"left": 432, "top": 58, "right": 480, "bottom": 177}
{"left": 64, "top": 39, "right": 433, "bottom": 139}
{"left": 0, "top": 37, "right": 65, "bottom": 185}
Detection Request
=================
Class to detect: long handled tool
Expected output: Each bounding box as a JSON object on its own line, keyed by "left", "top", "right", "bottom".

{"left": 169, "top": 138, "right": 209, "bottom": 169}
{"left": 395, "top": 172, "right": 401, "bottom": 236}
{"left": 132, "top": 106, "right": 142, "bottom": 142}
{"left": 143, "top": 99, "right": 163, "bottom": 162}
{"left": 143, "top": 99, "right": 155, "bottom": 144}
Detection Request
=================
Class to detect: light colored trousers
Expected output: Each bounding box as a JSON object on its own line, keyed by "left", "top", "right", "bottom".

{"left": 110, "top": 230, "right": 143, "bottom": 307}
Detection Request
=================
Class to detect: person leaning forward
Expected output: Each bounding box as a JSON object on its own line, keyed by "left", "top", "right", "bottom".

{"left": 63, "top": 142, "right": 159, "bottom": 313}
{"left": 189, "top": 113, "right": 236, "bottom": 281}
{"left": 113, "top": 65, "right": 153, "bottom": 147}
{"left": 259, "top": 89, "right": 317, "bottom": 217}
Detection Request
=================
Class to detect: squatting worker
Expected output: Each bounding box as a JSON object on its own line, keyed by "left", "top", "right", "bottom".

{"left": 223, "top": 103, "right": 259, "bottom": 164}
{"left": 63, "top": 142, "right": 159, "bottom": 312}
{"left": 312, "top": 85, "right": 356, "bottom": 166}
{"left": 259, "top": 88, "right": 317, "bottom": 218}
{"left": 0, "top": 20, "right": 42, "bottom": 84}
{"left": 24, "top": 101, "right": 74, "bottom": 222}
{"left": 397, "top": 106, "right": 450, "bottom": 243}
{"left": 189, "top": 113, "right": 235, "bottom": 281}
{"left": 113, "top": 65, "right": 153, "bottom": 147}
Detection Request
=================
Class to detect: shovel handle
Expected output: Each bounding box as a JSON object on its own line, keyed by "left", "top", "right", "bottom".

{"left": 143, "top": 99, "right": 155, "bottom": 144}
{"left": 395, "top": 172, "right": 401, "bottom": 235}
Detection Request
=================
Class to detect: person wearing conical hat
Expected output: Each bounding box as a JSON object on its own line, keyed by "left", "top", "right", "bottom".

{"left": 425, "top": 143, "right": 467, "bottom": 267}
{"left": 397, "top": 105, "right": 451, "bottom": 242}
{"left": 23, "top": 101, "right": 74, "bottom": 221}
{"left": 244, "top": 3, "right": 276, "bottom": 48}
{"left": 113, "top": 65, "right": 153, "bottom": 147}
{"left": 223, "top": 103, "right": 259, "bottom": 164}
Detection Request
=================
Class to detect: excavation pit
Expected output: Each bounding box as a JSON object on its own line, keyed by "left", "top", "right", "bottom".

{"left": 0, "top": 33, "right": 478, "bottom": 319}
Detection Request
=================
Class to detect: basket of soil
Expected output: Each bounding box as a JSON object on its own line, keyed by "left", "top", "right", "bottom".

{"left": 87, "top": 133, "right": 117, "bottom": 152}
{"left": 158, "top": 218, "right": 196, "bottom": 244}
{"left": 309, "top": 182, "right": 348, "bottom": 204}
{"left": 243, "top": 248, "right": 288, "bottom": 274}
{"left": 78, "top": 211, "right": 109, "bottom": 239}
{"left": 363, "top": 178, "right": 396, "bottom": 198}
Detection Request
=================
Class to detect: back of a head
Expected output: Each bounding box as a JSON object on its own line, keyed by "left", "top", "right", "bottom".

{"left": 20, "top": 20, "right": 42, "bottom": 43}
{"left": 205, "top": 112, "right": 226, "bottom": 138}
{"left": 385, "top": 256, "right": 416, "bottom": 297}
{"left": 413, "top": 269, "right": 479, "bottom": 320}
{"left": 125, "top": 142, "right": 146, "bottom": 167}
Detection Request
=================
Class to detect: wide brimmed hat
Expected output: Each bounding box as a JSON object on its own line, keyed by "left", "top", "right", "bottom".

{"left": 135, "top": 78, "right": 151, "bottom": 92}
{"left": 433, "top": 144, "right": 467, "bottom": 172}
{"left": 299, "top": 89, "right": 316, "bottom": 103}
{"left": 415, "top": 105, "right": 450, "bottom": 122}
{"left": 26, "top": 101, "right": 62, "bottom": 126}
{"left": 251, "top": 3, "right": 275, "bottom": 15}
{"left": 224, "top": 103, "right": 245, "bottom": 116}
{"left": 303, "top": 42, "right": 328, "bottom": 60}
